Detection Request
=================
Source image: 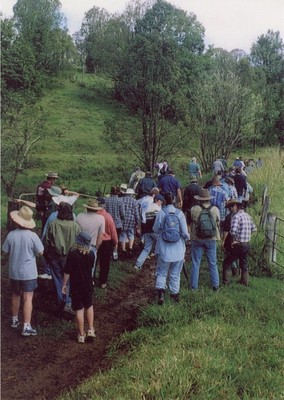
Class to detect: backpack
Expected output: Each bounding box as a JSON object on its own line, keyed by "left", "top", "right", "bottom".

{"left": 196, "top": 205, "right": 216, "bottom": 239}
{"left": 161, "top": 208, "right": 181, "bottom": 243}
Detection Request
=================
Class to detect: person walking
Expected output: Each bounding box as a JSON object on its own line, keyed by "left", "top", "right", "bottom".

{"left": 104, "top": 186, "right": 125, "bottom": 239}
{"left": 188, "top": 189, "right": 220, "bottom": 290}
{"left": 222, "top": 201, "right": 257, "bottom": 286}
{"left": 134, "top": 194, "right": 164, "bottom": 271}
{"left": 158, "top": 169, "right": 183, "bottom": 209}
{"left": 45, "top": 202, "right": 81, "bottom": 314}
{"left": 182, "top": 175, "right": 202, "bottom": 226}
{"left": 188, "top": 157, "right": 202, "bottom": 180}
{"left": 120, "top": 188, "right": 141, "bottom": 258}
{"left": 96, "top": 200, "right": 118, "bottom": 288}
{"left": 153, "top": 193, "right": 190, "bottom": 304}
{"left": 2, "top": 206, "right": 44, "bottom": 336}
{"left": 62, "top": 232, "right": 96, "bottom": 343}
{"left": 36, "top": 171, "right": 59, "bottom": 232}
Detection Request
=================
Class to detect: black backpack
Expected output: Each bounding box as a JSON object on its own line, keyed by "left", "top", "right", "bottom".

{"left": 196, "top": 205, "right": 216, "bottom": 239}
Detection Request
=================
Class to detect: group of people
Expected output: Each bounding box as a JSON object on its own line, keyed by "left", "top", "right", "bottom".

{"left": 3, "top": 159, "right": 257, "bottom": 341}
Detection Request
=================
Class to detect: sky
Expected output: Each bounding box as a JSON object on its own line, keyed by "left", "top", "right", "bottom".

{"left": 1, "top": 0, "right": 284, "bottom": 53}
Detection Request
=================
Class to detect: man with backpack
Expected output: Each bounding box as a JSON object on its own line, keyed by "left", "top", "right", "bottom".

{"left": 153, "top": 193, "right": 190, "bottom": 305}
{"left": 188, "top": 189, "right": 220, "bottom": 290}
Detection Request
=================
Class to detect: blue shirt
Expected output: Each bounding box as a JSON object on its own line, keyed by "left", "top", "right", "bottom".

{"left": 153, "top": 205, "right": 190, "bottom": 262}
{"left": 158, "top": 175, "right": 181, "bottom": 197}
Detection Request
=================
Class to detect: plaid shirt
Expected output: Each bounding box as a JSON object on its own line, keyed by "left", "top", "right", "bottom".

{"left": 231, "top": 209, "right": 257, "bottom": 242}
{"left": 105, "top": 195, "right": 125, "bottom": 229}
{"left": 121, "top": 195, "right": 140, "bottom": 231}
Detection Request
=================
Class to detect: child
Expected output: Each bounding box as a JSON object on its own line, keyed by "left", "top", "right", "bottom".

{"left": 62, "top": 231, "right": 96, "bottom": 343}
{"left": 2, "top": 206, "right": 44, "bottom": 336}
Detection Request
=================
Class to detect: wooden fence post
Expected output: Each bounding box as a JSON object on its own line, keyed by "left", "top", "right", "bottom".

{"left": 264, "top": 213, "right": 277, "bottom": 264}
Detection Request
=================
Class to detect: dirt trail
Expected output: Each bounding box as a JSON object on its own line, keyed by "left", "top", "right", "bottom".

{"left": 1, "top": 257, "right": 156, "bottom": 400}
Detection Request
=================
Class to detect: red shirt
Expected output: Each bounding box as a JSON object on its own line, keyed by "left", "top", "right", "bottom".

{"left": 97, "top": 209, "right": 118, "bottom": 245}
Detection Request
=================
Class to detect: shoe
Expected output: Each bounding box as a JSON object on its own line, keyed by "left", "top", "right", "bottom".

{"left": 134, "top": 265, "right": 141, "bottom": 271}
{"left": 11, "top": 318, "right": 19, "bottom": 328}
{"left": 87, "top": 328, "right": 96, "bottom": 339}
{"left": 170, "top": 293, "right": 180, "bottom": 303}
{"left": 38, "top": 273, "right": 52, "bottom": 280}
{"left": 158, "top": 289, "right": 165, "bottom": 305}
{"left": 101, "top": 284, "right": 107, "bottom": 289}
{"left": 64, "top": 305, "right": 76, "bottom": 315}
{"left": 77, "top": 333, "right": 86, "bottom": 343}
{"left": 22, "top": 326, "right": 37, "bottom": 336}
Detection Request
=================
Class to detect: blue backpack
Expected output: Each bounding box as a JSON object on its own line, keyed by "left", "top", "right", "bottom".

{"left": 161, "top": 208, "right": 181, "bottom": 243}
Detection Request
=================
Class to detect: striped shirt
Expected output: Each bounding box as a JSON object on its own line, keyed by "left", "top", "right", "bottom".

{"left": 231, "top": 210, "right": 257, "bottom": 242}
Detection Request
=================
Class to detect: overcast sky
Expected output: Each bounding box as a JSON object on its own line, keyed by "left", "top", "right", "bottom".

{"left": 1, "top": 0, "right": 283, "bottom": 53}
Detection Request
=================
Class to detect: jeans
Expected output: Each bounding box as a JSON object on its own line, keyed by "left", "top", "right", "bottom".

{"left": 155, "top": 258, "right": 183, "bottom": 295}
{"left": 190, "top": 240, "right": 219, "bottom": 289}
{"left": 135, "top": 233, "right": 157, "bottom": 269}
{"left": 223, "top": 242, "right": 250, "bottom": 274}
{"left": 49, "top": 255, "right": 71, "bottom": 309}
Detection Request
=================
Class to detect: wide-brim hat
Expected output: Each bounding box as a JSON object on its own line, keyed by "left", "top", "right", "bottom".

{"left": 76, "top": 231, "right": 92, "bottom": 247}
{"left": 10, "top": 206, "right": 36, "bottom": 229}
{"left": 52, "top": 194, "right": 77, "bottom": 206}
{"left": 125, "top": 188, "right": 135, "bottom": 195}
{"left": 225, "top": 176, "right": 234, "bottom": 185}
{"left": 84, "top": 199, "right": 103, "bottom": 211}
{"left": 48, "top": 186, "right": 62, "bottom": 197}
{"left": 45, "top": 171, "right": 59, "bottom": 178}
{"left": 14, "top": 199, "right": 36, "bottom": 208}
{"left": 225, "top": 199, "right": 241, "bottom": 208}
{"left": 120, "top": 183, "right": 128, "bottom": 191}
{"left": 194, "top": 189, "right": 213, "bottom": 201}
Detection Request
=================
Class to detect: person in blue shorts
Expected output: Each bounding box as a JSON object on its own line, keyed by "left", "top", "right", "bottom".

{"left": 2, "top": 206, "right": 44, "bottom": 336}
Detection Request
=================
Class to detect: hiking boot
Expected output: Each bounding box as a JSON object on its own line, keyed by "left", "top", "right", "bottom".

{"left": 21, "top": 326, "right": 37, "bottom": 336}
{"left": 11, "top": 318, "right": 19, "bottom": 329}
{"left": 158, "top": 289, "right": 165, "bottom": 305}
{"left": 77, "top": 333, "right": 86, "bottom": 343}
{"left": 170, "top": 293, "right": 180, "bottom": 303}
{"left": 87, "top": 328, "right": 96, "bottom": 339}
{"left": 239, "top": 270, "right": 249, "bottom": 286}
{"left": 64, "top": 305, "right": 76, "bottom": 315}
{"left": 134, "top": 265, "right": 141, "bottom": 271}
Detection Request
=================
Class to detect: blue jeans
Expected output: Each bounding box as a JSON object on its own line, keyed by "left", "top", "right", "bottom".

{"left": 135, "top": 233, "right": 157, "bottom": 269}
{"left": 49, "top": 255, "right": 71, "bottom": 309}
{"left": 190, "top": 240, "right": 219, "bottom": 289}
{"left": 155, "top": 258, "right": 183, "bottom": 295}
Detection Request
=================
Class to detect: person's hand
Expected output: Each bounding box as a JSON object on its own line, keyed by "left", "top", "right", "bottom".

{"left": 62, "top": 285, "right": 67, "bottom": 294}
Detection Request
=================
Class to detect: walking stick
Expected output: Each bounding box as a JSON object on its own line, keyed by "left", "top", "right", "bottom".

{"left": 182, "top": 262, "right": 189, "bottom": 284}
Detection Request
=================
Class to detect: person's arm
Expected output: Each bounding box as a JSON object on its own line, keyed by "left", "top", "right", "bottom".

{"left": 62, "top": 273, "right": 70, "bottom": 294}
{"left": 96, "top": 219, "right": 105, "bottom": 250}
{"left": 177, "top": 188, "right": 183, "bottom": 209}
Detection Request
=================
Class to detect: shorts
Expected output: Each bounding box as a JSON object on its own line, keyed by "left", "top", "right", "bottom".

{"left": 119, "top": 228, "right": 135, "bottom": 242}
{"left": 71, "top": 291, "right": 93, "bottom": 311}
{"left": 10, "top": 279, "right": 38, "bottom": 295}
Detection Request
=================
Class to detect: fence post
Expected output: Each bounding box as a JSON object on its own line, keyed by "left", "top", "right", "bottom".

{"left": 264, "top": 213, "right": 277, "bottom": 265}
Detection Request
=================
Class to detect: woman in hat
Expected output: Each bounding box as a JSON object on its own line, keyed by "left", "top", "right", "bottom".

{"left": 45, "top": 202, "right": 81, "bottom": 314}
{"left": 62, "top": 232, "right": 96, "bottom": 343}
{"left": 2, "top": 206, "right": 44, "bottom": 336}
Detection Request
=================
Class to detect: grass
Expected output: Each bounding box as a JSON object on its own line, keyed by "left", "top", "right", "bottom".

{"left": 59, "top": 278, "right": 284, "bottom": 400}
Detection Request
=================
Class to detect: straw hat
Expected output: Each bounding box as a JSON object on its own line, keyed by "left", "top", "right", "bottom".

{"left": 83, "top": 199, "right": 103, "bottom": 211}
{"left": 212, "top": 176, "right": 222, "bottom": 186}
{"left": 194, "top": 189, "right": 213, "bottom": 201}
{"left": 14, "top": 199, "right": 36, "bottom": 208}
{"left": 10, "top": 206, "right": 36, "bottom": 229}
{"left": 45, "top": 171, "right": 59, "bottom": 178}
{"left": 120, "top": 183, "right": 128, "bottom": 192}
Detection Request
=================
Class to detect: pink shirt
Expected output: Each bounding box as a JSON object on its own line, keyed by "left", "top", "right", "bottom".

{"left": 97, "top": 209, "right": 118, "bottom": 245}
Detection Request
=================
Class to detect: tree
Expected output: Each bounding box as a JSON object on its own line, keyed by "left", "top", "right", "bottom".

{"left": 250, "top": 30, "right": 284, "bottom": 146}
{"left": 1, "top": 106, "right": 48, "bottom": 197}
{"left": 112, "top": 0, "right": 204, "bottom": 170}
{"left": 189, "top": 71, "right": 262, "bottom": 171}
{"left": 13, "top": 0, "right": 75, "bottom": 76}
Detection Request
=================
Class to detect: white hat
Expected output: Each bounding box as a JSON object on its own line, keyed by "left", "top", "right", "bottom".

{"left": 125, "top": 188, "right": 135, "bottom": 195}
